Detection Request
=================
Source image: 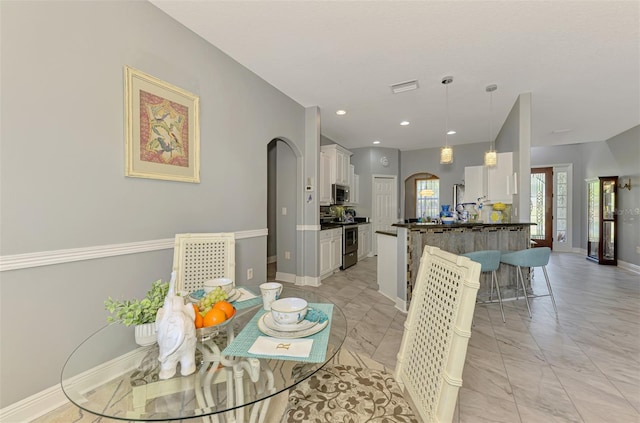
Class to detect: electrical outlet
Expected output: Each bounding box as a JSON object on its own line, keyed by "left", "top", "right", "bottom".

{"left": 636, "top": 246, "right": 640, "bottom": 255}
{"left": 285, "top": 251, "right": 291, "bottom": 259}
{"left": 247, "top": 268, "right": 253, "bottom": 280}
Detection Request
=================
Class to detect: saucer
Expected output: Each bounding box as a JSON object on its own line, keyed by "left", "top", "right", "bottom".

{"left": 258, "top": 314, "right": 328, "bottom": 339}
{"left": 226, "top": 288, "right": 241, "bottom": 303}
{"left": 263, "top": 313, "right": 318, "bottom": 332}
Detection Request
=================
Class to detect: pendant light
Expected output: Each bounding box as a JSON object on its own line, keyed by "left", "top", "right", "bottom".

{"left": 484, "top": 84, "right": 498, "bottom": 167}
{"left": 440, "top": 76, "right": 454, "bottom": 164}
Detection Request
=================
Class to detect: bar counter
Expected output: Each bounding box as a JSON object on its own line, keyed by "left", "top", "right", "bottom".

{"left": 392, "top": 222, "right": 535, "bottom": 310}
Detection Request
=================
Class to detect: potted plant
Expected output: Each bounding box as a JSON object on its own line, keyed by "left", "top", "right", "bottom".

{"left": 104, "top": 279, "right": 170, "bottom": 345}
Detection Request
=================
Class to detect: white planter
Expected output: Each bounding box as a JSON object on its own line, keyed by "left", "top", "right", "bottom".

{"left": 134, "top": 322, "right": 157, "bottom": 346}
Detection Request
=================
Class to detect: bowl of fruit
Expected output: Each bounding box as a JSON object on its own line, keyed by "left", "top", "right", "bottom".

{"left": 193, "top": 287, "right": 236, "bottom": 340}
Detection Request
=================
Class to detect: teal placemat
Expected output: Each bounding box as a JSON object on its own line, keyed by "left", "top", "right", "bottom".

{"left": 222, "top": 303, "right": 333, "bottom": 363}
{"left": 232, "top": 287, "right": 263, "bottom": 311}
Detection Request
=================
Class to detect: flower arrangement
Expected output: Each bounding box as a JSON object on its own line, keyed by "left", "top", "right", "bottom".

{"left": 104, "top": 279, "right": 170, "bottom": 326}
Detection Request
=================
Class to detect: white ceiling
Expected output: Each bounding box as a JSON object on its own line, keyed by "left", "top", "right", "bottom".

{"left": 151, "top": 0, "right": 639, "bottom": 151}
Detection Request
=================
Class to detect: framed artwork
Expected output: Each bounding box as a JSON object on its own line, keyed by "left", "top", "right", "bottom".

{"left": 125, "top": 66, "right": 200, "bottom": 183}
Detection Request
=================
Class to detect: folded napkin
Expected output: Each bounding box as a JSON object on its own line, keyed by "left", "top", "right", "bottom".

{"left": 235, "top": 287, "right": 257, "bottom": 302}
{"left": 305, "top": 307, "right": 328, "bottom": 323}
{"left": 248, "top": 336, "right": 313, "bottom": 358}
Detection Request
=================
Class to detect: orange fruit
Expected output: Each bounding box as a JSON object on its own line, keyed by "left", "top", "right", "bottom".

{"left": 192, "top": 304, "right": 204, "bottom": 328}
{"left": 213, "top": 301, "right": 235, "bottom": 319}
{"left": 203, "top": 308, "right": 227, "bottom": 327}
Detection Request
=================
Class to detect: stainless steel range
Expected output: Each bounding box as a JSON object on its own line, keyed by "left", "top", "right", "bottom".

{"left": 341, "top": 224, "right": 358, "bottom": 270}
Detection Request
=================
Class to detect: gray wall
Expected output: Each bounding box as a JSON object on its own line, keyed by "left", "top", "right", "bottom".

{"left": 276, "top": 140, "right": 298, "bottom": 274}
{"left": 350, "top": 147, "right": 400, "bottom": 219}
{"left": 531, "top": 125, "right": 639, "bottom": 266}
{"left": 267, "top": 142, "right": 277, "bottom": 259}
{"left": 400, "top": 142, "right": 489, "bottom": 218}
{"left": 0, "top": 1, "right": 307, "bottom": 407}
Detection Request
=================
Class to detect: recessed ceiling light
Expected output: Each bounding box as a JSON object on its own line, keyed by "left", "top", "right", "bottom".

{"left": 551, "top": 128, "right": 572, "bottom": 134}
{"left": 400, "top": 121, "right": 410, "bottom": 126}
{"left": 390, "top": 80, "right": 419, "bottom": 94}
{"left": 336, "top": 110, "right": 347, "bottom": 116}
{"left": 447, "top": 130, "right": 456, "bottom": 135}
{"left": 373, "top": 140, "right": 381, "bottom": 145}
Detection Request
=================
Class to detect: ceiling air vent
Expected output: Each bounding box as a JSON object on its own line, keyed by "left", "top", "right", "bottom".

{"left": 391, "top": 80, "right": 419, "bottom": 94}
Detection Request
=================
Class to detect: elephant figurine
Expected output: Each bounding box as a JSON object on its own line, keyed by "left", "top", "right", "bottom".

{"left": 155, "top": 272, "right": 197, "bottom": 380}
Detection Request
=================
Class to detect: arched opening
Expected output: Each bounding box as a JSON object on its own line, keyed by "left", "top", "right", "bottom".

{"left": 404, "top": 172, "right": 440, "bottom": 222}
{"left": 266, "top": 138, "right": 302, "bottom": 282}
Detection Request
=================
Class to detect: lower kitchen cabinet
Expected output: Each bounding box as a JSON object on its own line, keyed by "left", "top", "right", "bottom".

{"left": 358, "top": 223, "right": 372, "bottom": 260}
{"left": 320, "top": 228, "right": 342, "bottom": 279}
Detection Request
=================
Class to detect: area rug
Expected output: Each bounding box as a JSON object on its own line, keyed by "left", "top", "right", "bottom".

{"left": 274, "top": 348, "right": 419, "bottom": 423}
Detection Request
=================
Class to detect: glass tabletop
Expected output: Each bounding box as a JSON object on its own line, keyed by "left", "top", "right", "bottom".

{"left": 60, "top": 286, "right": 347, "bottom": 421}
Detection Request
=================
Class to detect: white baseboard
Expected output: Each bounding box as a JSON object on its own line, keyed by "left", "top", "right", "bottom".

{"left": 0, "top": 348, "right": 145, "bottom": 423}
{"left": 296, "top": 275, "right": 321, "bottom": 287}
{"left": 275, "top": 271, "right": 296, "bottom": 284}
{"left": 618, "top": 260, "right": 640, "bottom": 275}
{"left": 267, "top": 255, "right": 277, "bottom": 264}
{"left": 395, "top": 297, "right": 408, "bottom": 313}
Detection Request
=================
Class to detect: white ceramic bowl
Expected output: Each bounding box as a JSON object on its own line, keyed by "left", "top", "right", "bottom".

{"left": 203, "top": 278, "right": 234, "bottom": 294}
{"left": 270, "top": 297, "right": 308, "bottom": 326}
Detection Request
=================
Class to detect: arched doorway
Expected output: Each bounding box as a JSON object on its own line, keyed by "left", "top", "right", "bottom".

{"left": 266, "top": 138, "right": 301, "bottom": 282}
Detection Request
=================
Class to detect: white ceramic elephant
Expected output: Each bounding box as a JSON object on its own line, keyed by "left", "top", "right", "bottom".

{"left": 155, "top": 272, "right": 197, "bottom": 380}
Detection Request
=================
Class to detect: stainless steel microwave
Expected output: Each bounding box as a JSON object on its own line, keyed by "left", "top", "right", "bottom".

{"left": 332, "top": 184, "right": 350, "bottom": 205}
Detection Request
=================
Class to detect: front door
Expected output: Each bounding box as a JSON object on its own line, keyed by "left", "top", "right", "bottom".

{"left": 530, "top": 167, "right": 553, "bottom": 248}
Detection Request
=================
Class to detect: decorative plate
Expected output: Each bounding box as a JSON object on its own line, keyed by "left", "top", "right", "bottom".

{"left": 257, "top": 314, "right": 328, "bottom": 339}
{"left": 263, "top": 313, "right": 319, "bottom": 332}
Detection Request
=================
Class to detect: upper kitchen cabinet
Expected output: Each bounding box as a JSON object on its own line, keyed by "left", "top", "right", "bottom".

{"left": 487, "top": 152, "right": 515, "bottom": 203}
{"left": 348, "top": 164, "right": 359, "bottom": 204}
{"left": 319, "top": 151, "right": 332, "bottom": 205}
{"left": 321, "top": 144, "right": 352, "bottom": 186}
{"left": 464, "top": 152, "right": 515, "bottom": 204}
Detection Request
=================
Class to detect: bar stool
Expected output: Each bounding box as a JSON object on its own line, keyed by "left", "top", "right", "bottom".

{"left": 462, "top": 250, "right": 505, "bottom": 322}
{"left": 500, "top": 247, "right": 557, "bottom": 317}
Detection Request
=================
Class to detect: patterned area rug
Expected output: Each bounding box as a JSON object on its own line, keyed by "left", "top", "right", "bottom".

{"left": 275, "top": 349, "right": 419, "bottom": 423}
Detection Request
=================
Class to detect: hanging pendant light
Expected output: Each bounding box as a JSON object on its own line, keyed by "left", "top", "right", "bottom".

{"left": 484, "top": 84, "right": 498, "bottom": 167}
{"left": 440, "top": 76, "right": 454, "bottom": 164}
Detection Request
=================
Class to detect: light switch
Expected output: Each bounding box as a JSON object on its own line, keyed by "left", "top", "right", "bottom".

{"left": 282, "top": 207, "right": 287, "bottom": 215}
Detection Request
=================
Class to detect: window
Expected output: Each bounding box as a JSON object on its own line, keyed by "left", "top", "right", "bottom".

{"left": 416, "top": 177, "right": 440, "bottom": 220}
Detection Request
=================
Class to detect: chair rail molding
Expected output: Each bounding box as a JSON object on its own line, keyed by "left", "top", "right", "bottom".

{"left": 0, "top": 228, "right": 268, "bottom": 272}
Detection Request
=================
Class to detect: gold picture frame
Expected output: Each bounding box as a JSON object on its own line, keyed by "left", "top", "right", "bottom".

{"left": 125, "top": 66, "right": 200, "bottom": 183}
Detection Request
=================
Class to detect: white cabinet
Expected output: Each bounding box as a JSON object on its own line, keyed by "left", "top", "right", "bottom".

{"left": 487, "top": 152, "right": 515, "bottom": 203}
{"left": 358, "top": 223, "right": 371, "bottom": 260}
{"left": 464, "top": 165, "right": 486, "bottom": 203}
{"left": 348, "top": 164, "right": 359, "bottom": 204}
{"left": 463, "top": 152, "right": 515, "bottom": 204}
{"left": 320, "top": 228, "right": 342, "bottom": 279}
{"left": 319, "top": 151, "right": 332, "bottom": 206}
{"left": 321, "top": 145, "right": 352, "bottom": 187}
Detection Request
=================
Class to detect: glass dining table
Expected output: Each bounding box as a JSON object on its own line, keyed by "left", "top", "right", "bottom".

{"left": 61, "top": 286, "right": 347, "bottom": 422}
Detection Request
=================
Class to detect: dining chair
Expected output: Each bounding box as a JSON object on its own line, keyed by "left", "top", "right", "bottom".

{"left": 172, "top": 232, "right": 236, "bottom": 293}
{"left": 282, "top": 246, "right": 481, "bottom": 423}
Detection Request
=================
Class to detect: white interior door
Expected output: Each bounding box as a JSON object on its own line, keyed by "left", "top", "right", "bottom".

{"left": 372, "top": 175, "right": 398, "bottom": 255}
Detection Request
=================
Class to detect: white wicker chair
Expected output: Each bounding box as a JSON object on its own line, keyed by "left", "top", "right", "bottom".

{"left": 172, "top": 232, "right": 236, "bottom": 293}
{"left": 283, "top": 246, "right": 481, "bottom": 423}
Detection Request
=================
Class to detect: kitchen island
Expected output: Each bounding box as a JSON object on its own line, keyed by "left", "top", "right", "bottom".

{"left": 379, "top": 222, "right": 534, "bottom": 312}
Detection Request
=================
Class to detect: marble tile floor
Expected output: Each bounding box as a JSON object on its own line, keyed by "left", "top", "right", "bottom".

{"left": 34, "top": 252, "right": 639, "bottom": 422}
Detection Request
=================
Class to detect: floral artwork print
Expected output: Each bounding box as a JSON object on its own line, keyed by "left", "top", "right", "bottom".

{"left": 139, "top": 90, "right": 189, "bottom": 167}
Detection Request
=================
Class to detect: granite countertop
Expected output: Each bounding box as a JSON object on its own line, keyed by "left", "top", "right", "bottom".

{"left": 393, "top": 222, "right": 536, "bottom": 229}
{"left": 375, "top": 229, "right": 398, "bottom": 237}
{"left": 320, "top": 221, "right": 371, "bottom": 230}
